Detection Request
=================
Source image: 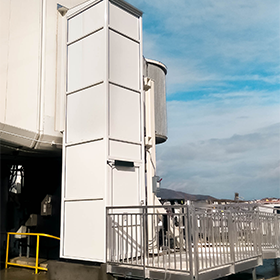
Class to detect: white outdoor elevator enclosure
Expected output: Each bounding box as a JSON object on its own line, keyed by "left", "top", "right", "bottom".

{"left": 60, "top": 0, "right": 145, "bottom": 262}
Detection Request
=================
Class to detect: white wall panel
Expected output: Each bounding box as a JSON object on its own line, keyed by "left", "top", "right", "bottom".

{"left": 0, "top": 0, "right": 10, "bottom": 124}
{"left": 109, "top": 84, "right": 140, "bottom": 142}
{"left": 64, "top": 200, "right": 105, "bottom": 261}
{"left": 68, "top": 30, "right": 105, "bottom": 92}
{"left": 68, "top": 1, "right": 105, "bottom": 42}
{"left": 109, "top": 31, "right": 139, "bottom": 90}
{"left": 112, "top": 166, "right": 140, "bottom": 206}
{"left": 109, "top": 140, "right": 141, "bottom": 160}
{"left": 109, "top": 2, "right": 138, "bottom": 40}
{"left": 66, "top": 84, "right": 105, "bottom": 144}
{"left": 4, "top": 0, "right": 41, "bottom": 132}
{"left": 65, "top": 140, "right": 105, "bottom": 199}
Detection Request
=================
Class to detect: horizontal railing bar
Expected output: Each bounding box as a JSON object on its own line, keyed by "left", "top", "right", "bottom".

{"left": 198, "top": 263, "right": 233, "bottom": 272}
{"left": 6, "top": 262, "right": 48, "bottom": 271}
{"left": 108, "top": 260, "right": 192, "bottom": 274}
{"left": 145, "top": 265, "right": 191, "bottom": 273}
{"left": 7, "top": 232, "right": 60, "bottom": 240}
{"left": 107, "top": 203, "right": 280, "bottom": 209}
{"left": 108, "top": 213, "right": 187, "bottom": 217}
{"left": 107, "top": 205, "right": 183, "bottom": 210}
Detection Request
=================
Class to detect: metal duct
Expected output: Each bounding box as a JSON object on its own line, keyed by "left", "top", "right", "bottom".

{"left": 144, "top": 58, "right": 168, "bottom": 144}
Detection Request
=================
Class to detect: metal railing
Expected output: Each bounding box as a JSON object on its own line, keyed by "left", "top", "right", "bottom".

{"left": 259, "top": 211, "right": 280, "bottom": 250}
{"left": 106, "top": 204, "right": 280, "bottom": 279}
{"left": 5, "top": 232, "right": 60, "bottom": 274}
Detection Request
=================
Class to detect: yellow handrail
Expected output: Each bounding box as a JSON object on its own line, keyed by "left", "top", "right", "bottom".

{"left": 5, "top": 232, "right": 60, "bottom": 274}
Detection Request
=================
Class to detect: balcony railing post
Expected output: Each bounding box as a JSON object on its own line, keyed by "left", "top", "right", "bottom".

{"left": 187, "top": 204, "right": 194, "bottom": 279}
{"left": 191, "top": 204, "right": 199, "bottom": 279}
{"left": 142, "top": 206, "right": 147, "bottom": 278}
{"left": 278, "top": 215, "right": 280, "bottom": 252}
{"left": 274, "top": 213, "right": 279, "bottom": 249}
{"left": 5, "top": 233, "right": 10, "bottom": 269}
{"left": 256, "top": 210, "right": 262, "bottom": 254}
{"left": 253, "top": 210, "right": 259, "bottom": 256}
{"left": 106, "top": 207, "right": 109, "bottom": 263}
{"left": 228, "top": 211, "right": 235, "bottom": 269}
{"left": 35, "top": 235, "right": 40, "bottom": 274}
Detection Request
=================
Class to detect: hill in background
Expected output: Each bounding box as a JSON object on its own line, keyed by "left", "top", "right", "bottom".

{"left": 157, "top": 188, "right": 216, "bottom": 201}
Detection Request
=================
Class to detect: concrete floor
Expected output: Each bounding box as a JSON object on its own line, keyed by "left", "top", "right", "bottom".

{"left": 1, "top": 261, "right": 111, "bottom": 280}
{"left": 0, "top": 259, "right": 279, "bottom": 280}
{"left": 0, "top": 267, "right": 50, "bottom": 280}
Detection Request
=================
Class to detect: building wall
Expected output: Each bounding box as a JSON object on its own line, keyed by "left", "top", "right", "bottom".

{"left": 0, "top": 0, "right": 83, "bottom": 151}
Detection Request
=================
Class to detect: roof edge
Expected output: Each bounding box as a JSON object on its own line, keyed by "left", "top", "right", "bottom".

{"left": 110, "top": 0, "right": 143, "bottom": 17}
{"left": 145, "top": 58, "right": 167, "bottom": 75}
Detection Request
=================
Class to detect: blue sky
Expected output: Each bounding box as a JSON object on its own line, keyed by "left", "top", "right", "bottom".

{"left": 127, "top": 0, "right": 280, "bottom": 200}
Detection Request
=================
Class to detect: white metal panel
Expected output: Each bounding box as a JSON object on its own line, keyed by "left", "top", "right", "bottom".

{"left": 67, "top": 30, "right": 105, "bottom": 92}
{"left": 109, "top": 84, "right": 140, "bottom": 143}
{"left": 68, "top": 1, "right": 105, "bottom": 43}
{"left": 4, "top": 0, "right": 41, "bottom": 132}
{"left": 65, "top": 140, "right": 105, "bottom": 199}
{"left": 66, "top": 84, "right": 105, "bottom": 144}
{"left": 43, "top": 0, "right": 58, "bottom": 124}
{"left": 0, "top": 0, "right": 10, "bottom": 124}
{"left": 55, "top": 10, "right": 67, "bottom": 133}
{"left": 0, "top": 0, "right": 88, "bottom": 150}
{"left": 63, "top": 200, "right": 105, "bottom": 261}
{"left": 109, "top": 140, "right": 141, "bottom": 160}
{"left": 109, "top": 31, "right": 139, "bottom": 90}
{"left": 112, "top": 166, "right": 140, "bottom": 206}
{"left": 109, "top": 2, "right": 138, "bottom": 40}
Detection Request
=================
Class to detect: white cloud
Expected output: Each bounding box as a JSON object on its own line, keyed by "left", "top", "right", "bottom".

{"left": 166, "top": 91, "right": 280, "bottom": 143}
{"left": 157, "top": 123, "right": 280, "bottom": 199}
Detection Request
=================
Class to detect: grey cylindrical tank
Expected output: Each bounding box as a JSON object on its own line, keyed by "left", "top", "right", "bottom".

{"left": 143, "top": 58, "right": 168, "bottom": 144}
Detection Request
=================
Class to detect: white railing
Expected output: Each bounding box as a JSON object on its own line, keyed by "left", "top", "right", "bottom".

{"left": 259, "top": 211, "right": 279, "bottom": 249}
{"left": 106, "top": 204, "right": 280, "bottom": 280}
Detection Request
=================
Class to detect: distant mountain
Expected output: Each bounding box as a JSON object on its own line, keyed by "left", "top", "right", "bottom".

{"left": 156, "top": 188, "right": 216, "bottom": 201}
